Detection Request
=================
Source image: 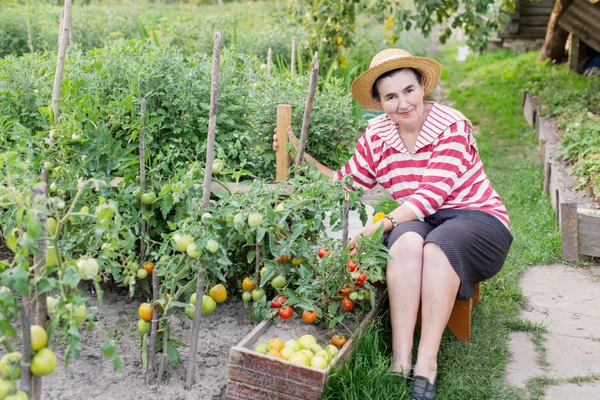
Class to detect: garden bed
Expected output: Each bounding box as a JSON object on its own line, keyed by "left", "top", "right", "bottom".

{"left": 523, "top": 91, "right": 600, "bottom": 260}
{"left": 225, "top": 286, "right": 387, "bottom": 400}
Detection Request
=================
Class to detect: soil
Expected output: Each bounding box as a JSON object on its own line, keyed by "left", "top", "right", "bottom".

{"left": 42, "top": 290, "right": 258, "bottom": 400}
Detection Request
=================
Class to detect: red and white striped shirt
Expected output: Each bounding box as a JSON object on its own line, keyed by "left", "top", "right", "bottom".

{"left": 334, "top": 102, "right": 510, "bottom": 228}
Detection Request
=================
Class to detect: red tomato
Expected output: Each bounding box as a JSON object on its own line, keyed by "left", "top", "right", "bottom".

{"left": 142, "top": 262, "right": 155, "bottom": 275}
{"left": 317, "top": 248, "right": 331, "bottom": 259}
{"left": 301, "top": 310, "right": 318, "bottom": 324}
{"left": 341, "top": 298, "right": 354, "bottom": 312}
{"left": 355, "top": 272, "right": 368, "bottom": 287}
{"left": 331, "top": 335, "right": 347, "bottom": 348}
{"left": 345, "top": 260, "right": 357, "bottom": 272}
{"left": 340, "top": 284, "right": 353, "bottom": 297}
{"left": 271, "top": 295, "right": 286, "bottom": 309}
{"left": 278, "top": 306, "right": 293, "bottom": 319}
{"left": 277, "top": 254, "right": 291, "bottom": 263}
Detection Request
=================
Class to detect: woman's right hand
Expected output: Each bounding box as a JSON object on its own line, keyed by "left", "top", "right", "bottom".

{"left": 272, "top": 126, "right": 299, "bottom": 152}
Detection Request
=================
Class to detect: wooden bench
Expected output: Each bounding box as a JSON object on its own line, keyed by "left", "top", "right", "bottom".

{"left": 416, "top": 283, "right": 480, "bottom": 342}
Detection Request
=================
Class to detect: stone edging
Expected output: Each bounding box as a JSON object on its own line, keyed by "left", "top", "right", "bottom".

{"left": 522, "top": 91, "right": 600, "bottom": 260}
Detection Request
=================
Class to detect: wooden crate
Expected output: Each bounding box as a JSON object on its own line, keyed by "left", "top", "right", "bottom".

{"left": 225, "top": 289, "right": 387, "bottom": 400}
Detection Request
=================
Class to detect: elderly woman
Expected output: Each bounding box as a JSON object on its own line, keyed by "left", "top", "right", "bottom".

{"left": 273, "top": 49, "right": 512, "bottom": 399}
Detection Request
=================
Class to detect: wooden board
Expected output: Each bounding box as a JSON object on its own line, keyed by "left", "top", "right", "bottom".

{"left": 578, "top": 208, "right": 600, "bottom": 257}
{"left": 521, "top": 91, "right": 538, "bottom": 127}
{"left": 226, "top": 288, "right": 387, "bottom": 400}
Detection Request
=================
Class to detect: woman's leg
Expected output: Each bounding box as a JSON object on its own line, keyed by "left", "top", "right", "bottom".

{"left": 387, "top": 232, "right": 426, "bottom": 373}
{"left": 413, "top": 242, "right": 460, "bottom": 381}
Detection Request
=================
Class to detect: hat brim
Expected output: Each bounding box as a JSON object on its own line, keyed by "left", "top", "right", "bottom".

{"left": 351, "top": 56, "right": 442, "bottom": 111}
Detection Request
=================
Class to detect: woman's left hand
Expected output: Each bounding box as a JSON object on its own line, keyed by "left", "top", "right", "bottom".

{"left": 347, "top": 222, "right": 385, "bottom": 256}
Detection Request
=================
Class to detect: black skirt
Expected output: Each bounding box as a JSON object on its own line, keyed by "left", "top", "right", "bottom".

{"left": 383, "top": 209, "right": 513, "bottom": 300}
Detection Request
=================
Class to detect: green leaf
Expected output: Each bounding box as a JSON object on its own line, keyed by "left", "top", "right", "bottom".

{"left": 0, "top": 266, "right": 29, "bottom": 295}
{"left": 169, "top": 337, "right": 189, "bottom": 347}
{"left": 101, "top": 340, "right": 116, "bottom": 358}
{"left": 166, "top": 341, "right": 181, "bottom": 365}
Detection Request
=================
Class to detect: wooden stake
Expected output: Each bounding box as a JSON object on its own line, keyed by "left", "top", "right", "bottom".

{"left": 33, "top": 170, "right": 48, "bottom": 400}
{"left": 139, "top": 99, "right": 147, "bottom": 259}
{"left": 20, "top": 300, "right": 33, "bottom": 398}
{"left": 185, "top": 31, "right": 222, "bottom": 390}
{"left": 146, "top": 269, "right": 159, "bottom": 383}
{"left": 291, "top": 37, "right": 296, "bottom": 77}
{"left": 275, "top": 105, "right": 291, "bottom": 182}
{"left": 51, "top": 0, "right": 72, "bottom": 125}
{"left": 341, "top": 191, "right": 350, "bottom": 248}
{"left": 57, "top": 8, "right": 64, "bottom": 50}
{"left": 295, "top": 52, "right": 319, "bottom": 169}
{"left": 267, "top": 47, "right": 272, "bottom": 76}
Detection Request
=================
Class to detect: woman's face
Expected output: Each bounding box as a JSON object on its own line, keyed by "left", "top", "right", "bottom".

{"left": 376, "top": 69, "right": 425, "bottom": 127}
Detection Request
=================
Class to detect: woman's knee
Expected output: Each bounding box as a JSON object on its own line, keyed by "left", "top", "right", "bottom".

{"left": 422, "top": 242, "right": 458, "bottom": 279}
{"left": 389, "top": 231, "right": 425, "bottom": 257}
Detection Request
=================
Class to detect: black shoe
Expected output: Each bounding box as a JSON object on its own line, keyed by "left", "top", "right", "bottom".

{"left": 409, "top": 374, "right": 438, "bottom": 400}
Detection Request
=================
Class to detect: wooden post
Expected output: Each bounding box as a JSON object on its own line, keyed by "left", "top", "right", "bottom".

{"left": 33, "top": 171, "right": 48, "bottom": 400}
{"left": 295, "top": 52, "right": 319, "bottom": 168}
{"left": 267, "top": 47, "right": 272, "bottom": 76}
{"left": 276, "top": 105, "right": 291, "bottom": 182}
{"left": 146, "top": 269, "right": 159, "bottom": 383}
{"left": 567, "top": 32, "right": 580, "bottom": 73}
{"left": 539, "top": 0, "right": 573, "bottom": 62}
{"left": 51, "top": 0, "right": 72, "bottom": 125}
{"left": 560, "top": 202, "right": 579, "bottom": 261}
{"left": 139, "top": 99, "right": 147, "bottom": 258}
{"left": 185, "top": 31, "right": 222, "bottom": 390}
{"left": 20, "top": 300, "right": 32, "bottom": 398}
{"left": 291, "top": 37, "right": 296, "bottom": 77}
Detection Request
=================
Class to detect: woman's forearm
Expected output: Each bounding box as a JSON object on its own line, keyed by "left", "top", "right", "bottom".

{"left": 302, "top": 153, "right": 334, "bottom": 178}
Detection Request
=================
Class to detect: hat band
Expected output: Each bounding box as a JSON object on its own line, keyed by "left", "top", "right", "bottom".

{"left": 372, "top": 54, "right": 411, "bottom": 68}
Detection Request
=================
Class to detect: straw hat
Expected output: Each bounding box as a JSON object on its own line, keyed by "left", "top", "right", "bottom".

{"left": 351, "top": 48, "right": 442, "bottom": 111}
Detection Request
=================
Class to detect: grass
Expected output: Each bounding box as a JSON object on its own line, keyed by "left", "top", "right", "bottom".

{"left": 322, "top": 48, "right": 565, "bottom": 399}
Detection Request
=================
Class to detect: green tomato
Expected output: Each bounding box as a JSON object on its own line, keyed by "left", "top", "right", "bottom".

{"left": 43, "top": 161, "right": 54, "bottom": 170}
{"left": 274, "top": 203, "right": 285, "bottom": 213}
{"left": 251, "top": 288, "right": 265, "bottom": 302}
{"left": 211, "top": 159, "right": 224, "bottom": 174}
{"left": 206, "top": 239, "right": 219, "bottom": 254}
{"left": 49, "top": 183, "right": 57, "bottom": 193}
{"left": 185, "top": 304, "right": 195, "bottom": 319}
{"left": 270, "top": 275, "right": 287, "bottom": 289}
{"left": 30, "top": 325, "right": 48, "bottom": 351}
{"left": 0, "top": 352, "right": 22, "bottom": 379}
{"left": 202, "top": 295, "right": 216, "bottom": 315}
{"left": 5, "top": 391, "right": 28, "bottom": 400}
{"left": 248, "top": 213, "right": 263, "bottom": 228}
{"left": 47, "top": 217, "right": 58, "bottom": 236}
{"left": 349, "top": 292, "right": 359, "bottom": 301}
{"left": 46, "top": 296, "right": 58, "bottom": 313}
{"left": 45, "top": 246, "right": 57, "bottom": 268}
{"left": 138, "top": 319, "right": 150, "bottom": 334}
{"left": 190, "top": 293, "right": 197, "bottom": 305}
{"left": 186, "top": 243, "right": 201, "bottom": 259}
{"left": 173, "top": 233, "right": 194, "bottom": 252}
{"left": 30, "top": 348, "right": 57, "bottom": 376}
{"left": 136, "top": 269, "right": 148, "bottom": 279}
{"left": 65, "top": 303, "right": 86, "bottom": 327}
{"left": 242, "top": 291, "right": 252, "bottom": 302}
{"left": 233, "top": 213, "right": 244, "bottom": 226}
{"left": 0, "top": 379, "right": 16, "bottom": 399}
{"left": 201, "top": 212, "right": 213, "bottom": 224}
{"left": 141, "top": 191, "right": 156, "bottom": 205}
{"left": 76, "top": 257, "right": 99, "bottom": 280}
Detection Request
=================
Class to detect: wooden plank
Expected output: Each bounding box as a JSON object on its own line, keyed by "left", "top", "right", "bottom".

{"left": 558, "top": 0, "right": 600, "bottom": 53}
{"left": 446, "top": 298, "right": 473, "bottom": 342}
{"left": 522, "top": 91, "right": 538, "bottom": 127}
{"left": 501, "top": 26, "right": 548, "bottom": 38}
{"left": 560, "top": 201, "right": 579, "bottom": 261}
{"left": 518, "top": 15, "right": 553, "bottom": 25}
{"left": 226, "top": 379, "right": 306, "bottom": 400}
{"left": 577, "top": 208, "right": 600, "bottom": 257}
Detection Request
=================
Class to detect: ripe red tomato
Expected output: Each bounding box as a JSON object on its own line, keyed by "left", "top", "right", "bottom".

{"left": 302, "top": 310, "right": 318, "bottom": 324}
{"left": 143, "top": 262, "right": 155, "bottom": 275}
{"left": 277, "top": 254, "right": 291, "bottom": 263}
{"left": 331, "top": 335, "right": 346, "bottom": 348}
{"left": 341, "top": 298, "right": 354, "bottom": 312}
{"left": 345, "top": 260, "right": 357, "bottom": 272}
{"left": 340, "top": 284, "right": 353, "bottom": 297}
{"left": 317, "top": 248, "right": 331, "bottom": 259}
{"left": 355, "top": 272, "right": 368, "bottom": 287}
{"left": 271, "top": 295, "right": 286, "bottom": 309}
{"left": 278, "top": 306, "right": 293, "bottom": 319}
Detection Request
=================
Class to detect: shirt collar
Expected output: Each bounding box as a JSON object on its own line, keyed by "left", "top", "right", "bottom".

{"left": 377, "top": 102, "right": 447, "bottom": 155}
